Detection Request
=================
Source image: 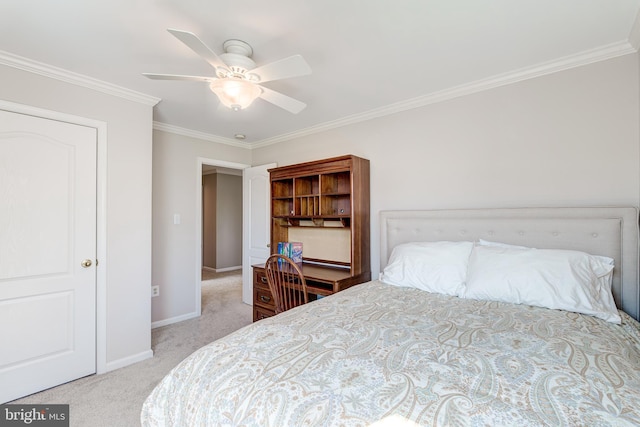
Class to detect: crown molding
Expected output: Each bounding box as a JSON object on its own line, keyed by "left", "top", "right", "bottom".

{"left": 13, "top": 36, "right": 627, "bottom": 150}
{"left": 153, "top": 121, "right": 251, "bottom": 149}
{"left": 0, "top": 50, "right": 160, "bottom": 106}
{"left": 252, "top": 40, "right": 636, "bottom": 149}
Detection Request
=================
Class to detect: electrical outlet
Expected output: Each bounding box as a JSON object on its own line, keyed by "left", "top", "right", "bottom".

{"left": 151, "top": 285, "right": 160, "bottom": 297}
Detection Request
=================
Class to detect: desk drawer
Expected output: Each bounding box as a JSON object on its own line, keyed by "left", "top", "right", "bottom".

{"left": 255, "top": 286, "right": 274, "bottom": 308}
{"left": 254, "top": 268, "right": 268, "bottom": 287}
{"left": 253, "top": 266, "right": 275, "bottom": 322}
{"left": 253, "top": 305, "right": 275, "bottom": 321}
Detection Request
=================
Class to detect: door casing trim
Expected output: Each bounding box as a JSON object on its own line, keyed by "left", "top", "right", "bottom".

{"left": 0, "top": 99, "right": 108, "bottom": 374}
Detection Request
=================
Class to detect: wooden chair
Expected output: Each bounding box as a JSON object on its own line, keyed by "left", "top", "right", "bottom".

{"left": 264, "top": 254, "right": 308, "bottom": 314}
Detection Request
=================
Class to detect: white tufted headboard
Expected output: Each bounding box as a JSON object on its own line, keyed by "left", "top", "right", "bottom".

{"left": 380, "top": 207, "right": 640, "bottom": 320}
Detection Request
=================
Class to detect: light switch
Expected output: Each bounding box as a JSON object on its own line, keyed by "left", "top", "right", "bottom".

{"left": 173, "top": 214, "right": 181, "bottom": 225}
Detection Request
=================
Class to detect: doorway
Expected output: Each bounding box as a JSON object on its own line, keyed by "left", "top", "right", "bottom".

{"left": 195, "top": 158, "right": 248, "bottom": 316}
{"left": 201, "top": 165, "right": 243, "bottom": 276}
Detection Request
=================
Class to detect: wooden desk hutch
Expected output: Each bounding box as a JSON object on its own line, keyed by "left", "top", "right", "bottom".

{"left": 252, "top": 155, "right": 371, "bottom": 321}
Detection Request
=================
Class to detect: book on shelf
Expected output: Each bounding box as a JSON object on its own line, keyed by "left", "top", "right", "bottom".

{"left": 289, "top": 242, "right": 303, "bottom": 264}
{"left": 277, "top": 241, "right": 303, "bottom": 264}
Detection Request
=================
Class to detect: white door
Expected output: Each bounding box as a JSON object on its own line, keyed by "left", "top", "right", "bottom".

{"left": 0, "top": 109, "right": 97, "bottom": 403}
{"left": 242, "top": 163, "right": 275, "bottom": 305}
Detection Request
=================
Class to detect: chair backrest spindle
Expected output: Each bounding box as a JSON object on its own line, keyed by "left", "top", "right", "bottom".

{"left": 265, "top": 254, "right": 308, "bottom": 314}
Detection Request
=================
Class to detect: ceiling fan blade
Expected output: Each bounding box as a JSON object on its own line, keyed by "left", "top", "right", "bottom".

{"left": 142, "top": 73, "right": 215, "bottom": 82}
{"left": 167, "top": 28, "right": 229, "bottom": 72}
{"left": 249, "top": 55, "right": 311, "bottom": 83}
{"left": 258, "top": 86, "right": 307, "bottom": 114}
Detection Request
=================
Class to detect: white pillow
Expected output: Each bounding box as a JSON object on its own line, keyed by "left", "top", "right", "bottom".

{"left": 479, "top": 239, "right": 616, "bottom": 268}
{"left": 477, "top": 239, "right": 528, "bottom": 249}
{"left": 380, "top": 241, "right": 474, "bottom": 296}
{"left": 462, "top": 245, "right": 620, "bottom": 323}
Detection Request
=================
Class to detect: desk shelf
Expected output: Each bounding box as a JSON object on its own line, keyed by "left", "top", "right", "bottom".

{"left": 254, "top": 155, "right": 370, "bottom": 322}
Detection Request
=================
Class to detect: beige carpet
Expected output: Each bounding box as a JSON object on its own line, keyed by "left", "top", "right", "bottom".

{"left": 10, "top": 270, "right": 251, "bottom": 427}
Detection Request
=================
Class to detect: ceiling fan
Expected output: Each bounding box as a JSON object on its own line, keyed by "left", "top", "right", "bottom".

{"left": 143, "top": 29, "right": 312, "bottom": 114}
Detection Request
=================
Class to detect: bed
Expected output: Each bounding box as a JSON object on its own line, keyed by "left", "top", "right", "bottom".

{"left": 141, "top": 207, "right": 640, "bottom": 426}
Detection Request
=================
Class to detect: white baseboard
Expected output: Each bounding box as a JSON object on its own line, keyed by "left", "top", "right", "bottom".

{"left": 103, "top": 349, "right": 154, "bottom": 373}
{"left": 213, "top": 265, "right": 242, "bottom": 273}
{"left": 151, "top": 311, "right": 199, "bottom": 329}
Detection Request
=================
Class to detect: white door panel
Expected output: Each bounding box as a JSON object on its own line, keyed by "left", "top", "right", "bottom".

{"left": 0, "top": 292, "right": 73, "bottom": 367}
{"left": 0, "top": 109, "right": 97, "bottom": 403}
{"left": 242, "top": 163, "right": 275, "bottom": 305}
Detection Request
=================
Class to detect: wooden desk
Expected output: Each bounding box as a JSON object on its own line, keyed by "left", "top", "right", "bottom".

{"left": 252, "top": 263, "right": 371, "bottom": 321}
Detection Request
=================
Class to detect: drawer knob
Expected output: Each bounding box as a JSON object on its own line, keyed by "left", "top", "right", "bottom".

{"left": 260, "top": 295, "right": 271, "bottom": 303}
{"left": 260, "top": 276, "right": 267, "bottom": 284}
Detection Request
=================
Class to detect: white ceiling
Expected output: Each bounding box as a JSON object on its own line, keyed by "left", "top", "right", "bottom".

{"left": 1, "top": 1, "right": 639, "bottom": 147}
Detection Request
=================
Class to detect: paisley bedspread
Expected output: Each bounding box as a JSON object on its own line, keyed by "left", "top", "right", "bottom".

{"left": 141, "top": 280, "right": 640, "bottom": 426}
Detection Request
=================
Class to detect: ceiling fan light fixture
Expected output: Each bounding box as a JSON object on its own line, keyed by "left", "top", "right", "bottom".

{"left": 210, "top": 78, "right": 261, "bottom": 111}
{"left": 144, "top": 29, "right": 310, "bottom": 114}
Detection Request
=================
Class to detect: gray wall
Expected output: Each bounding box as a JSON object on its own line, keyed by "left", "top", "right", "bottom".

{"left": 202, "top": 174, "right": 217, "bottom": 269}
{"left": 215, "top": 174, "right": 243, "bottom": 269}
{"left": 202, "top": 173, "right": 242, "bottom": 270}
{"left": 152, "top": 130, "right": 251, "bottom": 324}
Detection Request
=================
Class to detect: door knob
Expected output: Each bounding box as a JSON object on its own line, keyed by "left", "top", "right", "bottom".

{"left": 81, "top": 259, "right": 93, "bottom": 268}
